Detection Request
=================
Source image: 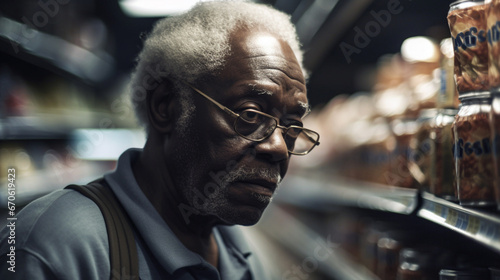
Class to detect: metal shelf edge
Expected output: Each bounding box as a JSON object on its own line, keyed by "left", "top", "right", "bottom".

{"left": 417, "top": 192, "right": 500, "bottom": 254}
{"left": 277, "top": 175, "right": 418, "bottom": 214}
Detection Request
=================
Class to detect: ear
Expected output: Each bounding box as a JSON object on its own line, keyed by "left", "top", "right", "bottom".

{"left": 147, "top": 81, "right": 175, "bottom": 134}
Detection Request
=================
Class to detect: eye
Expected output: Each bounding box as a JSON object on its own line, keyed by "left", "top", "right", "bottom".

{"left": 240, "top": 109, "right": 261, "bottom": 123}
{"left": 286, "top": 127, "right": 302, "bottom": 138}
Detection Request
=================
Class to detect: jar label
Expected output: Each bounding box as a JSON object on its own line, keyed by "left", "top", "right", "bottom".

{"left": 452, "top": 112, "right": 496, "bottom": 205}
{"left": 448, "top": 4, "right": 489, "bottom": 92}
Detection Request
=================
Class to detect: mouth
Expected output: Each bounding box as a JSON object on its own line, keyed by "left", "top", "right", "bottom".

{"left": 232, "top": 179, "right": 278, "bottom": 205}
{"left": 240, "top": 178, "right": 277, "bottom": 191}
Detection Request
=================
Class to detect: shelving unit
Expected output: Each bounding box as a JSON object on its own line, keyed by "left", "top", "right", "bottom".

{"left": 268, "top": 173, "right": 500, "bottom": 278}
{"left": 418, "top": 192, "right": 500, "bottom": 254}
{"left": 276, "top": 174, "right": 418, "bottom": 215}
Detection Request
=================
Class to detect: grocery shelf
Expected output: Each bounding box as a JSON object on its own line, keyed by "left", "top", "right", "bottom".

{"left": 276, "top": 174, "right": 419, "bottom": 215}
{"left": 417, "top": 192, "right": 500, "bottom": 254}
{"left": 278, "top": 174, "right": 500, "bottom": 255}
{"left": 258, "top": 204, "right": 379, "bottom": 280}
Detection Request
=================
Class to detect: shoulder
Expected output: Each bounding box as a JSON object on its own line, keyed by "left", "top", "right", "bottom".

{"left": 0, "top": 189, "right": 110, "bottom": 279}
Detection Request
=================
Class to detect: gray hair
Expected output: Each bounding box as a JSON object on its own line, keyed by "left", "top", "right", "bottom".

{"left": 129, "top": 0, "right": 306, "bottom": 133}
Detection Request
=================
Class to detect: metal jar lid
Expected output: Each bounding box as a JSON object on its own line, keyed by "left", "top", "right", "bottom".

{"left": 449, "top": 0, "right": 485, "bottom": 12}
{"left": 458, "top": 91, "right": 491, "bottom": 101}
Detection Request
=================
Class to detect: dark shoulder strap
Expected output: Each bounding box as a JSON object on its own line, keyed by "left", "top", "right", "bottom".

{"left": 66, "top": 179, "right": 139, "bottom": 280}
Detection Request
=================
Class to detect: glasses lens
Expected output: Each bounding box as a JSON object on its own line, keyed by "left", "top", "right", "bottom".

{"left": 287, "top": 128, "right": 319, "bottom": 154}
{"left": 235, "top": 110, "right": 277, "bottom": 140}
{"left": 235, "top": 110, "right": 319, "bottom": 155}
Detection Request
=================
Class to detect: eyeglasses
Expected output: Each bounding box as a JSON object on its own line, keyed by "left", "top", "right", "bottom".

{"left": 184, "top": 82, "right": 320, "bottom": 155}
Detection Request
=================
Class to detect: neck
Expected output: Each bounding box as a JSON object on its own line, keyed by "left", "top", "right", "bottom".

{"left": 132, "top": 134, "right": 219, "bottom": 267}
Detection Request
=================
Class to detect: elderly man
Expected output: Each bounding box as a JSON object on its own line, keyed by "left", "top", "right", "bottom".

{"left": 0, "top": 1, "right": 319, "bottom": 279}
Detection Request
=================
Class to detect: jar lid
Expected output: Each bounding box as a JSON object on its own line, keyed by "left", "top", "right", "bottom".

{"left": 399, "top": 247, "right": 435, "bottom": 266}
{"left": 449, "top": 0, "right": 485, "bottom": 11}
{"left": 458, "top": 91, "right": 491, "bottom": 101}
{"left": 439, "top": 108, "right": 459, "bottom": 116}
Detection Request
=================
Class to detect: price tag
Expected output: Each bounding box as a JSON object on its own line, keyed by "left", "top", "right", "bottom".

{"left": 434, "top": 204, "right": 444, "bottom": 218}
{"left": 446, "top": 209, "right": 458, "bottom": 226}
{"left": 479, "top": 221, "right": 500, "bottom": 239}
{"left": 456, "top": 212, "right": 469, "bottom": 230}
{"left": 466, "top": 216, "right": 480, "bottom": 234}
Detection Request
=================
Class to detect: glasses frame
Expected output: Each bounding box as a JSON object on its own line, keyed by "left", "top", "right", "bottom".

{"left": 184, "top": 82, "right": 320, "bottom": 155}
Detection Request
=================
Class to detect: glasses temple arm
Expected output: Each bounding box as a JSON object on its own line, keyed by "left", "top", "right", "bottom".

{"left": 183, "top": 82, "right": 239, "bottom": 118}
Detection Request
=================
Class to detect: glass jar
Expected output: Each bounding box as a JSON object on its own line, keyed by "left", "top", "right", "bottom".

{"left": 430, "top": 109, "right": 459, "bottom": 201}
{"left": 377, "top": 230, "right": 417, "bottom": 280}
{"left": 452, "top": 91, "right": 495, "bottom": 207}
{"left": 396, "top": 247, "right": 438, "bottom": 280}
{"left": 409, "top": 109, "right": 438, "bottom": 192}
{"left": 490, "top": 92, "right": 500, "bottom": 210}
{"left": 448, "top": 0, "right": 489, "bottom": 93}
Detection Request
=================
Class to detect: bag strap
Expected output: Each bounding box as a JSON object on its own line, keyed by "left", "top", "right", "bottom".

{"left": 66, "top": 179, "right": 139, "bottom": 280}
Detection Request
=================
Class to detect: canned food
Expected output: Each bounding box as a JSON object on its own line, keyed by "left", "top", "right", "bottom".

{"left": 431, "top": 109, "right": 459, "bottom": 201}
{"left": 448, "top": 0, "right": 489, "bottom": 93}
{"left": 452, "top": 91, "right": 496, "bottom": 206}
{"left": 490, "top": 92, "right": 500, "bottom": 209}
{"left": 487, "top": 0, "right": 500, "bottom": 91}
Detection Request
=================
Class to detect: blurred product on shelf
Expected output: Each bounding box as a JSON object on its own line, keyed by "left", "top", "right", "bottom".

{"left": 430, "top": 108, "right": 459, "bottom": 201}
{"left": 396, "top": 247, "right": 442, "bottom": 280}
{"left": 359, "top": 220, "right": 389, "bottom": 274}
{"left": 408, "top": 108, "right": 437, "bottom": 191}
{"left": 492, "top": 93, "right": 500, "bottom": 210}
{"left": 452, "top": 91, "right": 496, "bottom": 207}
{"left": 389, "top": 117, "right": 419, "bottom": 189}
{"left": 428, "top": 38, "right": 461, "bottom": 202}
{"left": 437, "top": 38, "right": 460, "bottom": 109}
{"left": 447, "top": 0, "right": 489, "bottom": 93}
{"left": 376, "top": 229, "right": 419, "bottom": 280}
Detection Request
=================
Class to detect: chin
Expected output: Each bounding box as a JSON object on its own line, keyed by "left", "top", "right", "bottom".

{"left": 216, "top": 204, "right": 268, "bottom": 226}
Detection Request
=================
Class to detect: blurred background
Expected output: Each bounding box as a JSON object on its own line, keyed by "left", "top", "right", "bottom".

{"left": 1, "top": 0, "right": 500, "bottom": 279}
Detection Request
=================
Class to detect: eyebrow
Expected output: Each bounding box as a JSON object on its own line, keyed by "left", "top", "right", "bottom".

{"left": 249, "top": 84, "right": 274, "bottom": 96}
{"left": 243, "top": 84, "right": 310, "bottom": 118}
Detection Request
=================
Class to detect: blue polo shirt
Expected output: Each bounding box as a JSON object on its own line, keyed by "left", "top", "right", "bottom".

{"left": 0, "top": 149, "right": 271, "bottom": 279}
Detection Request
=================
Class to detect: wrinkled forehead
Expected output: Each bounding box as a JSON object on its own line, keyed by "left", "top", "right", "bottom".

{"left": 228, "top": 28, "right": 306, "bottom": 85}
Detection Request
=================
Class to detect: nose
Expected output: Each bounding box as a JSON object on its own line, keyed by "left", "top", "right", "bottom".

{"left": 253, "top": 127, "right": 289, "bottom": 162}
